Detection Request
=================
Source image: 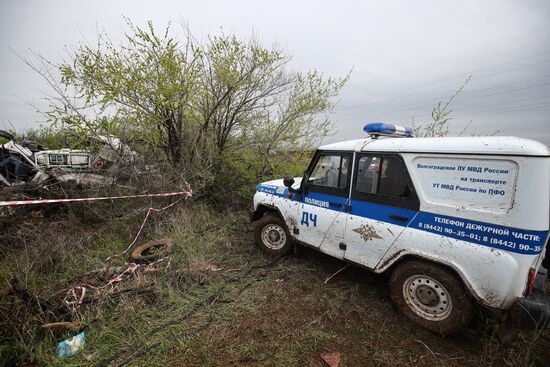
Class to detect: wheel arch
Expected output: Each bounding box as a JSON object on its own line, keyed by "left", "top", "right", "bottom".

{"left": 251, "top": 203, "right": 285, "bottom": 222}
{"left": 377, "top": 251, "right": 480, "bottom": 303}
{"left": 387, "top": 253, "right": 476, "bottom": 335}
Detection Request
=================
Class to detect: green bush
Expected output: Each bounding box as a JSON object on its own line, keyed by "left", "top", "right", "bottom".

{"left": 212, "top": 148, "right": 312, "bottom": 203}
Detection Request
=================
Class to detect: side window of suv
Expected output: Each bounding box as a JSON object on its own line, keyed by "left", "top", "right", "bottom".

{"left": 356, "top": 156, "right": 408, "bottom": 197}
{"left": 353, "top": 154, "right": 418, "bottom": 209}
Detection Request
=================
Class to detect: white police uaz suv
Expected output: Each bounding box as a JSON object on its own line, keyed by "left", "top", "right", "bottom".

{"left": 251, "top": 123, "right": 550, "bottom": 337}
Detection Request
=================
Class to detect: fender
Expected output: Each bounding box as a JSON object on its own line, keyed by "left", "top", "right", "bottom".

{"left": 252, "top": 190, "right": 303, "bottom": 239}
{"left": 374, "top": 237, "right": 525, "bottom": 309}
{"left": 250, "top": 203, "right": 285, "bottom": 222}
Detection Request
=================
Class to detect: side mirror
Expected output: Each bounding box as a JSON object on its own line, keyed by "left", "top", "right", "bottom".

{"left": 283, "top": 176, "right": 295, "bottom": 188}
{"left": 298, "top": 171, "right": 310, "bottom": 195}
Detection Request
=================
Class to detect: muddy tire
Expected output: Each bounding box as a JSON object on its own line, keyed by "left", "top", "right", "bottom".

{"left": 254, "top": 214, "right": 293, "bottom": 256}
{"left": 389, "top": 260, "right": 474, "bottom": 335}
{"left": 131, "top": 238, "right": 175, "bottom": 264}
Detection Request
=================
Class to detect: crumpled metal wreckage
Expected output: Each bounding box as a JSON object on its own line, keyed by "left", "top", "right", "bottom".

{"left": 0, "top": 129, "right": 143, "bottom": 187}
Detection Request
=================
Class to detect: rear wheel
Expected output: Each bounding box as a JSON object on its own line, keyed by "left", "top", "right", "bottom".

{"left": 389, "top": 260, "right": 474, "bottom": 335}
{"left": 254, "top": 214, "right": 293, "bottom": 256}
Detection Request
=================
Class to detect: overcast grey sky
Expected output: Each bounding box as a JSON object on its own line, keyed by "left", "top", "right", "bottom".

{"left": 1, "top": 0, "right": 549, "bottom": 144}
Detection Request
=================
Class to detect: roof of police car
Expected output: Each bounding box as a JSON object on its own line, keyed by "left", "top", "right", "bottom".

{"left": 318, "top": 136, "right": 550, "bottom": 156}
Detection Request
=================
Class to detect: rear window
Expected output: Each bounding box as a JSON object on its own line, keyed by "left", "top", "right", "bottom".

{"left": 413, "top": 157, "right": 518, "bottom": 213}
{"left": 355, "top": 156, "right": 409, "bottom": 197}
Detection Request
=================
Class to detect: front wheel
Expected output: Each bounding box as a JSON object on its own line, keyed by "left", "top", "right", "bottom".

{"left": 254, "top": 214, "right": 293, "bottom": 256}
{"left": 389, "top": 260, "right": 474, "bottom": 335}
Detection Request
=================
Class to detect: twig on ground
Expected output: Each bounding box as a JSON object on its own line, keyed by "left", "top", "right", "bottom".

{"left": 324, "top": 264, "right": 350, "bottom": 284}
{"left": 305, "top": 311, "right": 328, "bottom": 329}
{"left": 224, "top": 261, "right": 250, "bottom": 273}
{"left": 374, "top": 316, "right": 388, "bottom": 358}
{"left": 42, "top": 321, "right": 85, "bottom": 332}
{"left": 414, "top": 339, "right": 438, "bottom": 361}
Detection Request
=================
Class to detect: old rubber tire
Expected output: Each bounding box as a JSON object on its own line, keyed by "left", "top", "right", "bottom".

{"left": 131, "top": 238, "right": 174, "bottom": 264}
{"left": 389, "top": 260, "right": 474, "bottom": 335}
{"left": 254, "top": 214, "right": 293, "bottom": 256}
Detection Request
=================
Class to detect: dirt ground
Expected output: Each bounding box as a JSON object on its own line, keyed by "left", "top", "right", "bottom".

{"left": 166, "top": 245, "right": 550, "bottom": 367}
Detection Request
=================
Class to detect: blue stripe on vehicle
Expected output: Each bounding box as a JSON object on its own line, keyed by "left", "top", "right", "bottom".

{"left": 409, "top": 212, "right": 548, "bottom": 255}
{"left": 302, "top": 191, "right": 416, "bottom": 227}
{"left": 348, "top": 199, "right": 418, "bottom": 227}
{"left": 255, "top": 187, "right": 549, "bottom": 255}
{"left": 256, "top": 184, "right": 285, "bottom": 196}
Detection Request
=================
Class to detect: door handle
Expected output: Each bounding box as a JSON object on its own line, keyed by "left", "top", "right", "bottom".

{"left": 329, "top": 202, "right": 342, "bottom": 208}
{"left": 389, "top": 214, "right": 409, "bottom": 222}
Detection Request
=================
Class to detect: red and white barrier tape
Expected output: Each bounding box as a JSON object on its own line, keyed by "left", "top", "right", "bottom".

{"left": 61, "top": 263, "right": 140, "bottom": 306}
{"left": 63, "top": 258, "right": 170, "bottom": 307}
{"left": 63, "top": 286, "right": 87, "bottom": 306}
{"left": 0, "top": 190, "right": 192, "bottom": 207}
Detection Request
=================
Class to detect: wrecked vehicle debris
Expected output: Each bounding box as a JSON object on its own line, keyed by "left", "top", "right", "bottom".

{"left": 0, "top": 129, "right": 144, "bottom": 187}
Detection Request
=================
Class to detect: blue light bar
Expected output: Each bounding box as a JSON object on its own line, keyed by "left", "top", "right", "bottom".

{"left": 363, "top": 122, "right": 414, "bottom": 137}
